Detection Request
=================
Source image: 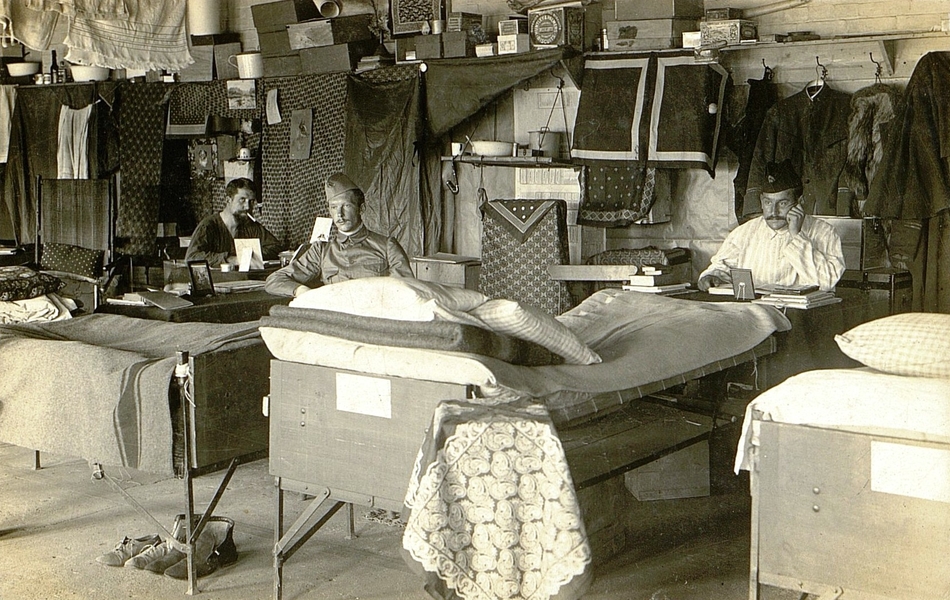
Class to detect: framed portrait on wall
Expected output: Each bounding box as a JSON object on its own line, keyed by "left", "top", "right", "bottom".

{"left": 187, "top": 260, "right": 216, "bottom": 298}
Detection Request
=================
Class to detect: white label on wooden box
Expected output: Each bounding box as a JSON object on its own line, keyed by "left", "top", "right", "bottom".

{"left": 871, "top": 441, "right": 950, "bottom": 503}
{"left": 336, "top": 373, "right": 392, "bottom": 419}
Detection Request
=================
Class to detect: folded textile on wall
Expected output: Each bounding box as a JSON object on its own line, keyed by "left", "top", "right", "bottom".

{"left": 572, "top": 53, "right": 727, "bottom": 226}
{"left": 572, "top": 53, "right": 728, "bottom": 173}
{"left": 64, "top": 0, "right": 192, "bottom": 71}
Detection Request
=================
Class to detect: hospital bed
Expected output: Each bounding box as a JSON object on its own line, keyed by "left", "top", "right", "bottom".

{"left": 736, "top": 314, "right": 950, "bottom": 600}
{"left": 0, "top": 313, "right": 271, "bottom": 593}
{"left": 258, "top": 282, "right": 792, "bottom": 599}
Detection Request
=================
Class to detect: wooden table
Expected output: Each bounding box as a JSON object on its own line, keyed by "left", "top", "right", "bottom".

{"left": 96, "top": 289, "right": 288, "bottom": 323}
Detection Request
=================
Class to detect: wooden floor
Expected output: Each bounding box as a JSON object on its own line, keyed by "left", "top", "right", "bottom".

{"left": 0, "top": 421, "right": 802, "bottom": 600}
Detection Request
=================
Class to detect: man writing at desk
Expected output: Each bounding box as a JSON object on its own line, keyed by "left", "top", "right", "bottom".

{"left": 185, "top": 177, "right": 282, "bottom": 267}
{"left": 265, "top": 173, "right": 413, "bottom": 297}
{"left": 698, "top": 160, "right": 845, "bottom": 292}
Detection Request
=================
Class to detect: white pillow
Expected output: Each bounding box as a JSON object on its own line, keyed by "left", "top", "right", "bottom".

{"left": 834, "top": 312, "right": 950, "bottom": 378}
{"left": 470, "top": 299, "right": 601, "bottom": 365}
{"left": 290, "top": 277, "right": 488, "bottom": 322}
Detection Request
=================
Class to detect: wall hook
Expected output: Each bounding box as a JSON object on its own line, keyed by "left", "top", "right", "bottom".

{"left": 869, "top": 51, "right": 883, "bottom": 83}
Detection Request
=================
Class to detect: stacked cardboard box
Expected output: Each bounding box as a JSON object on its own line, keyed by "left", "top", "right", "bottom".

{"left": 605, "top": 19, "right": 696, "bottom": 50}
{"left": 252, "top": 0, "right": 322, "bottom": 77}
{"left": 179, "top": 32, "right": 242, "bottom": 81}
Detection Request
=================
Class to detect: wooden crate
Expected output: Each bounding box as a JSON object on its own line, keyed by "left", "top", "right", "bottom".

{"left": 624, "top": 440, "right": 710, "bottom": 500}
{"left": 299, "top": 40, "right": 377, "bottom": 74}
{"left": 269, "top": 361, "right": 468, "bottom": 509}
{"left": 753, "top": 422, "right": 950, "bottom": 600}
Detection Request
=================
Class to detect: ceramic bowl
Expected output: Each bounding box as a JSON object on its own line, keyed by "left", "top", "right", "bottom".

{"left": 70, "top": 65, "right": 111, "bottom": 82}
{"left": 6, "top": 62, "right": 41, "bottom": 77}
{"left": 469, "top": 140, "right": 515, "bottom": 157}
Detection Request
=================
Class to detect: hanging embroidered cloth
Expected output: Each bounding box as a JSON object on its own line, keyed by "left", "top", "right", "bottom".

{"left": 479, "top": 199, "right": 572, "bottom": 315}
{"left": 402, "top": 399, "right": 592, "bottom": 600}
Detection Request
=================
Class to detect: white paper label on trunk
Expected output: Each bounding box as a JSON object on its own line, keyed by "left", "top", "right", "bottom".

{"left": 871, "top": 441, "right": 950, "bottom": 503}
{"left": 335, "top": 373, "right": 392, "bottom": 419}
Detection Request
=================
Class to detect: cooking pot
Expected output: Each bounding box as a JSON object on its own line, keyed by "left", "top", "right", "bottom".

{"left": 528, "top": 128, "right": 564, "bottom": 157}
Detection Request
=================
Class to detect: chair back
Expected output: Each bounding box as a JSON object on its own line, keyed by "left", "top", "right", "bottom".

{"left": 35, "top": 177, "right": 115, "bottom": 273}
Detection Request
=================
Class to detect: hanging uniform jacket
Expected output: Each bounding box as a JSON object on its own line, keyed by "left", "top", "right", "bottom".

{"left": 725, "top": 72, "right": 778, "bottom": 222}
{"left": 744, "top": 86, "right": 852, "bottom": 217}
{"left": 865, "top": 51, "right": 950, "bottom": 221}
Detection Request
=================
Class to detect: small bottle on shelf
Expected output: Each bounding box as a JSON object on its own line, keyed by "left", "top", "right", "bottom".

{"left": 49, "top": 49, "right": 58, "bottom": 83}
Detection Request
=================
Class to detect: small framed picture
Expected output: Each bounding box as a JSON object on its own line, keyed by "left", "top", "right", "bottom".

{"left": 187, "top": 260, "right": 216, "bottom": 298}
{"left": 730, "top": 268, "right": 756, "bottom": 301}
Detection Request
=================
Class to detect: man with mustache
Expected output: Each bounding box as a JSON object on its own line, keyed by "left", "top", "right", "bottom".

{"left": 698, "top": 160, "right": 845, "bottom": 292}
{"left": 265, "top": 173, "right": 413, "bottom": 297}
{"left": 185, "top": 177, "right": 283, "bottom": 267}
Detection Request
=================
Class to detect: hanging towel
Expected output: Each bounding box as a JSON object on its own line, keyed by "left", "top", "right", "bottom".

{"left": 57, "top": 103, "right": 93, "bottom": 179}
{"left": 64, "top": 0, "right": 192, "bottom": 71}
{"left": 0, "top": 0, "right": 60, "bottom": 51}
{"left": 24, "top": 0, "right": 127, "bottom": 19}
{"left": 0, "top": 85, "right": 16, "bottom": 163}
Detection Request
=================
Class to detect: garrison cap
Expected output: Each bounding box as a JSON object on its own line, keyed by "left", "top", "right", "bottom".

{"left": 762, "top": 160, "right": 803, "bottom": 194}
{"left": 325, "top": 173, "right": 361, "bottom": 202}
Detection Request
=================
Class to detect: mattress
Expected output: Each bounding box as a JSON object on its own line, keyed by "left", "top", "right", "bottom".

{"left": 735, "top": 368, "right": 950, "bottom": 473}
{"left": 261, "top": 290, "right": 791, "bottom": 423}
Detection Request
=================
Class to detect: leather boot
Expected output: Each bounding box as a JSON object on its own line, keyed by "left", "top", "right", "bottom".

{"left": 164, "top": 517, "right": 237, "bottom": 580}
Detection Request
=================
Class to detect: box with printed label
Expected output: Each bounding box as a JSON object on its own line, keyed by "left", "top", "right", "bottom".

{"left": 699, "top": 19, "right": 757, "bottom": 45}
{"left": 528, "top": 4, "right": 601, "bottom": 51}
{"left": 704, "top": 7, "right": 743, "bottom": 20}
{"left": 287, "top": 15, "right": 375, "bottom": 50}
{"left": 497, "top": 33, "right": 530, "bottom": 54}
{"left": 447, "top": 12, "right": 482, "bottom": 32}
{"left": 498, "top": 18, "right": 529, "bottom": 36}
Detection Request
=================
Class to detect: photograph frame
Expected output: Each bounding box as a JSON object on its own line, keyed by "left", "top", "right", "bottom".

{"left": 730, "top": 268, "right": 755, "bottom": 301}
{"left": 187, "top": 260, "right": 216, "bottom": 298}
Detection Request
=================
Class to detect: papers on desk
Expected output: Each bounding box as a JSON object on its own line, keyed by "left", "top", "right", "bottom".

{"left": 707, "top": 285, "right": 736, "bottom": 296}
{"left": 214, "top": 280, "right": 265, "bottom": 294}
{"left": 753, "top": 290, "right": 842, "bottom": 309}
{"left": 138, "top": 291, "right": 194, "bottom": 310}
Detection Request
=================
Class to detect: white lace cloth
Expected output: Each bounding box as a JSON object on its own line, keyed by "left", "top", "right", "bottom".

{"left": 403, "top": 400, "right": 591, "bottom": 600}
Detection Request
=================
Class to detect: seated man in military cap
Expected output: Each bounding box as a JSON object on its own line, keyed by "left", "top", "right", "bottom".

{"left": 697, "top": 160, "right": 846, "bottom": 292}
{"left": 264, "top": 173, "right": 413, "bottom": 297}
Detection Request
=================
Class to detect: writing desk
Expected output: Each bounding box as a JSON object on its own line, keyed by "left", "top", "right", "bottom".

{"left": 691, "top": 287, "right": 891, "bottom": 388}
{"left": 96, "top": 289, "right": 288, "bottom": 323}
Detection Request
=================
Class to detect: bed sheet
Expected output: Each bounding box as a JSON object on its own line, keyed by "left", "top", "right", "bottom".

{"left": 0, "top": 314, "right": 262, "bottom": 475}
{"left": 735, "top": 368, "right": 950, "bottom": 473}
{"left": 260, "top": 290, "right": 791, "bottom": 420}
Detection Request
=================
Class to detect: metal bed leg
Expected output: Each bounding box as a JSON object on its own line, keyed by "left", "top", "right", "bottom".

{"left": 32, "top": 450, "right": 41, "bottom": 470}
{"left": 273, "top": 484, "right": 344, "bottom": 600}
{"left": 345, "top": 503, "right": 355, "bottom": 540}
{"left": 275, "top": 478, "right": 284, "bottom": 600}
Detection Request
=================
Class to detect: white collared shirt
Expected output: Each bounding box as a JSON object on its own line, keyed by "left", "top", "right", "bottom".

{"left": 699, "top": 215, "right": 845, "bottom": 291}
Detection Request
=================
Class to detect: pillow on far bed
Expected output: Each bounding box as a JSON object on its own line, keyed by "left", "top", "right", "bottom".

{"left": 0, "top": 265, "right": 65, "bottom": 302}
{"left": 835, "top": 313, "right": 950, "bottom": 378}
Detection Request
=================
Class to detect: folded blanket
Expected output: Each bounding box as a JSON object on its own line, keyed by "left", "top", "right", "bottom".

{"left": 263, "top": 305, "right": 560, "bottom": 366}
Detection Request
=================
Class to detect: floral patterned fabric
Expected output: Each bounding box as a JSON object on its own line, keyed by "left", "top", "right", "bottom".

{"left": 0, "top": 266, "right": 64, "bottom": 302}
{"left": 403, "top": 399, "right": 591, "bottom": 600}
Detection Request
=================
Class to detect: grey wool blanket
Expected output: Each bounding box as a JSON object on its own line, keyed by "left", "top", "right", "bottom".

{"left": 0, "top": 314, "right": 260, "bottom": 476}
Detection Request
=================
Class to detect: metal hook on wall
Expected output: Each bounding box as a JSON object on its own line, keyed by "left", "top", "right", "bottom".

{"left": 762, "top": 58, "right": 774, "bottom": 81}
{"left": 869, "top": 51, "right": 883, "bottom": 83}
{"left": 815, "top": 56, "right": 828, "bottom": 81}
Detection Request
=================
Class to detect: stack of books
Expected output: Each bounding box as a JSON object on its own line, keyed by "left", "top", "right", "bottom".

{"left": 753, "top": 289, "right": 842, "bottom": 309}
{"left": 621, "top": 264, "right": 693, "bottom": 296}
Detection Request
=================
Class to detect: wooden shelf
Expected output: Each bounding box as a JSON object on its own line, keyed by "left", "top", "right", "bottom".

{"left": 441, "top": 155, "right": 576, "bottom": 168}
{"left": 719, "top": 30, "right": 949, "bottom": 77}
